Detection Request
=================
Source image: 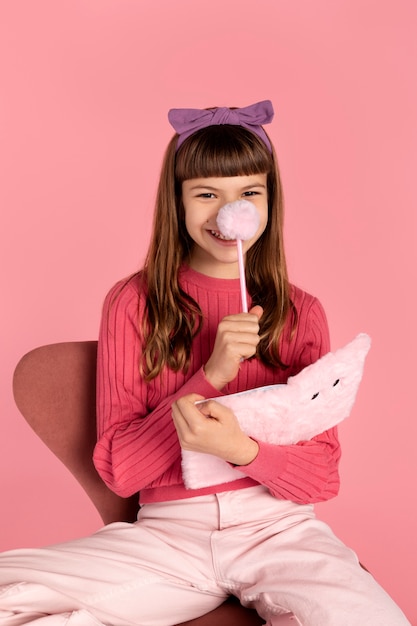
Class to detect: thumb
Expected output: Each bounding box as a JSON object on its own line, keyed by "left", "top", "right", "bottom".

{"left": 249, "top": 304, "right": 263, "bottom": 320}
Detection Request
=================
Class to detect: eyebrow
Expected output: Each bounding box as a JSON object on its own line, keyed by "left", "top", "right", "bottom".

{"left": 189, "top": 182, "right": 267, "bottom": 191}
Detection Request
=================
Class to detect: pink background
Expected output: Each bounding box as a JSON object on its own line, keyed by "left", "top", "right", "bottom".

{"left": 0, "top": 1, "right": 416, "bottom": 622}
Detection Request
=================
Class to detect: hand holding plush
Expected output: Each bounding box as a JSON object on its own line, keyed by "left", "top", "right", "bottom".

{"left": 181, "top": 333, "right": 371, "bottom": 489}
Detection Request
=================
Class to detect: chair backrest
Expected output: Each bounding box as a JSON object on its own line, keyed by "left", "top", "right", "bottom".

{"left": 13, "top": 341, "right": 139, "bottom": 525}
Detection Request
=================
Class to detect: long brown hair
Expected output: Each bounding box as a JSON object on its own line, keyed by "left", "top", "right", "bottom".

{"left": 140, "top": 124, "right": 295, "bottom": 381}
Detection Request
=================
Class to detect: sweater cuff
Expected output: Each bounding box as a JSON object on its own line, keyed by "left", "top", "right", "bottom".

{"left": 183, "top": 366, "right": 225, "bottom": 401}
{"left": 235, "top": 438, "right": 288, "bottom": 480}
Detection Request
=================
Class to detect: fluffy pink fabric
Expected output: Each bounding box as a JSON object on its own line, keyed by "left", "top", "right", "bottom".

{"left": 181, "top": 333, "right": 371, "bottom": 489}
{"left": 216, "top": 200, "right": 260, "bottom": 240}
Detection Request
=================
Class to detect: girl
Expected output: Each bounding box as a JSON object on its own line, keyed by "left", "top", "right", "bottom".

{"left": 0, "top": 101, "right": 410, "bottom": 625}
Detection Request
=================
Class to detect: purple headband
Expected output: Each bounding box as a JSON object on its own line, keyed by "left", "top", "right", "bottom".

{"left": 168, "top": 100, "right": 274, "bottom": 153}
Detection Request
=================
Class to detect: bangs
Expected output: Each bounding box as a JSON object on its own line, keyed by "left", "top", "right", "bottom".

{"left": 174, "top": 125, "right": 272, "bottom": 183}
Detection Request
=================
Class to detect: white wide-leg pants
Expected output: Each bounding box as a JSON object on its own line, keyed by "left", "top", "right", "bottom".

{"left": 0, "top": 486, "right": 410, "bottom": 626}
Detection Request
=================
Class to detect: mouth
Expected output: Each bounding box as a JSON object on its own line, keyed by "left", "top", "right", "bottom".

{"left": 209, "top": 229, "right": 235, "bottom": 242}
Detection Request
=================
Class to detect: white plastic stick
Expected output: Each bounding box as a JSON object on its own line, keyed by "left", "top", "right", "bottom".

{"left": 236, "top": 239, "right": 248, "bottom": 312}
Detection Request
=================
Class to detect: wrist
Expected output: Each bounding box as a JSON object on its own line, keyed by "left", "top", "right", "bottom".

{"left": 231, "top": 437, "right": 259, "bottom": 466}
{"left": 202, "top": 364, "right": 226, "bottom": 391}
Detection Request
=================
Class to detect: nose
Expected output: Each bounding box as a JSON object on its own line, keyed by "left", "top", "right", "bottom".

{"left": 217, "top": 200, "right": 260, "bottom": 241}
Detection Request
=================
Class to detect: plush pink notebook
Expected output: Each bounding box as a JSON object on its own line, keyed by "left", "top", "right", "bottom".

{"left": 181, "top": 333, "right": 371, "bottom": 489}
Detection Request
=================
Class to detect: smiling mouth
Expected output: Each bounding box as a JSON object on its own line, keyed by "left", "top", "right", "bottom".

{"left": 210, "top": 230, "right": 234, "bottom": 241}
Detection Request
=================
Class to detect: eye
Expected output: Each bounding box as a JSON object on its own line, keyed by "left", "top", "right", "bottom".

{"left": 198, "top": 193, "right": 216, "bottom": 199}
{"left": 242, "top": 190, "right": 260, "bottom": 197}
{"left": 311, "top": 392, "right": 319, "bottom": 400}
{"left": 333, "top": 379, "right": 340, "bottom": 387}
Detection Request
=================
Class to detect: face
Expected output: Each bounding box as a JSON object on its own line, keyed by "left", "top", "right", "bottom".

{"left": 181, "top": 174, "right": 268, "bottom": 278}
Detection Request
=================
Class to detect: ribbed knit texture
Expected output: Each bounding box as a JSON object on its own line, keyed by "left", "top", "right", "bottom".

{"left": 94, "top": 265, "right": 340, "bottom": 505}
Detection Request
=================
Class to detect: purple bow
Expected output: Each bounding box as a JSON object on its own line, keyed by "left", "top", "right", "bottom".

{"left": 168, "top": 100, "right": 274, "bottom": 152}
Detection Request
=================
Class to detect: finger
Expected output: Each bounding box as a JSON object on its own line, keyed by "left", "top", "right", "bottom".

{"left": 173, "top": 395, "right": 206, "bottom": 429}
{"left": 249, "top": 304, "right": 263, "bottom": 320}
{"left": 172, "top": 404, "right": 198, "bottom": 447}
{"left": 221, "top": 335, "right": 261, "bottom": 358}
{"left": 220, "top": 327, "right": 261, "bottom": 343}
{"left": 224, "top": 322, "right": 261, "bottom": 336}
{"left": 220, "top": 312, "right": 261, "bottom": 326}
{"left": 198, "top": 399, "right": 235, "bottom": 421}
{"left": 177, "top": 393, "right": 206, "bottom": 405}
{"left": 171, "top": 402, "right": 186, "bottom": 431}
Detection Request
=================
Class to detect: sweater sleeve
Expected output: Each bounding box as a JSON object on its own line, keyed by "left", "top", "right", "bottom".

{"left": 93, "top": 279, "right": 221, "bottom": 498}
{"left": 235, "top": 296, "right": 341, "bottom": 504}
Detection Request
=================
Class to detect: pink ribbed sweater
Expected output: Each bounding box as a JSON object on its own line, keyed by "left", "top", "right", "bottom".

{"left": 93, "top": 265, "right": 341, "bottom": 505}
